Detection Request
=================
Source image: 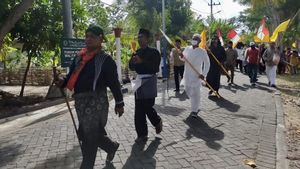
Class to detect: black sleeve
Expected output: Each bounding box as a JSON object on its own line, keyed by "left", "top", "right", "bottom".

{"left": 129, "top": 54, "right": 136, "bottom": 71}
{"left": 62, "top": 56, "right": 77, "bottom": 88}
{"left": 133, "top": 49, "right": 161, "bottom": 74}
{"left": 221, "top": 47, "right": 227, "bottom": 62}
{"left": 103, "top": 57, "right": 124, "bottom": 108}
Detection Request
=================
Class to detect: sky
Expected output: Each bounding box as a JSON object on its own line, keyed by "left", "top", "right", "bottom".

{"left": 100, "top": 0, "right": 248, "bottom": 19}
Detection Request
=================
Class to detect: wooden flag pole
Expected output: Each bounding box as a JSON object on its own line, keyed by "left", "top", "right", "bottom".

{"left": 205, "top": 47, "right": 231, "bottom": 78}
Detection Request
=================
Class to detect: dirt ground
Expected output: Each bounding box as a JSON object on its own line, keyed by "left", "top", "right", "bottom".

{"left": 277, "top": 74, "right": 300, "bottom": 169}
{"left": 0, "top": 86, "right": 50, "bottom": 119}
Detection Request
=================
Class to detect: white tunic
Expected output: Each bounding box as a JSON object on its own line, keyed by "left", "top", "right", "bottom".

{"left": 181, "top": 46, "right": 210, "bottom": 88}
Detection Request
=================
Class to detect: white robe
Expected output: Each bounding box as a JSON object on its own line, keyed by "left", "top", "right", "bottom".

{"left": 181, "top": 46, "right": 210, "bottom": 112}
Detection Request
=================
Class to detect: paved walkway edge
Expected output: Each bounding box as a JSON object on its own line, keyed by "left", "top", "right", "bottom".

{"left": 275, "top": 91, "right": 289, "bottom": 169}
{"left": 0, "top": 98, "right": 66, "bottom": 124}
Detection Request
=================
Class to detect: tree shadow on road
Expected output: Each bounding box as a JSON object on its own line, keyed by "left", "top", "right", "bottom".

{"left": 37, "top": 145, "right": 81, "bottom": 168}
{"left": 168, "top": 91, "right": 189, "bottom": 101}
{"left": 184, "top": 116, "right": 224, "bottom": 150}
{"left": 243, "top": 84, "right": 274, "bottom": 93}
{"left": 0, "top": 143, "right": 22, "bottom": 167}
{"left": 154, "top": 105, "right": 186, "bottom": 116}
{"left": 23, "top": 109, "right": 66, "bottom": 128}
{"left": 121, "top": 137, "right": 161, "bottom": 169}
{"left": 208, "top": 96, "right": 241, "bottom": 112}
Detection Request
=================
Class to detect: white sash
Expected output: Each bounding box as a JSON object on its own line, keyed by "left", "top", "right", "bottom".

{"left": 131, "top": 74, "right": 153, "bottom": 92}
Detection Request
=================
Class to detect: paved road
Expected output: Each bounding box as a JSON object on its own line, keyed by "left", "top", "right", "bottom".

{"left": 0, "top": 72, "right": 279, "bottom": 169}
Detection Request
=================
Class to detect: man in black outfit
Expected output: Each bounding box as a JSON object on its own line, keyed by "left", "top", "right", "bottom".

{"left": 55, "top": 25, "right": 124, "bottom": 168}
{"left": 129, "top": 28, "right": 163, "bottom": 143}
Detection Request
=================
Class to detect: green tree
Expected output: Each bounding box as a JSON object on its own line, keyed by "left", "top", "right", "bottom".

{"left": 166, "top": 0, "right": 193, "bottom": 36}
{"left": 235, "top": 0, "right": 299, "bottom": 48}
{"left": 81, "top": 0, "right": 109, "bottom": 33}
{"left": 0, "top": 0, "right": 35, "bottom": 49}
{"left": 126, "top": 0, "right": 193, "bottom": 37}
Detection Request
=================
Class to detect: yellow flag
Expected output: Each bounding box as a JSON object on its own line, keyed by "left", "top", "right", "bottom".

{"left": 270, "top": 19, "right": 290, "bottom": 42}
{"left": 292, "top": 42, "right": 296, "bottom": 48}
{"left": 199, "top": 30, "right": 207, "bottom": 49}
{"left": 254, "top": 34, "right": 270, "bottom": 42}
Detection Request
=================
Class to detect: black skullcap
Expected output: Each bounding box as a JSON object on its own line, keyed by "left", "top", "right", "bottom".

{"left": 86, "top": 25, "right": 107, "bottom": 41}
{"left": 175, "top": 39, "right": 181, "bottom": 43}
{"left": 138, "top": 28, "right": 151, "bottom": 38}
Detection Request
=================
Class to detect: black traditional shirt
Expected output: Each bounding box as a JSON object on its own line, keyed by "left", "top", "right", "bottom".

{"left": 64, "top": 51, "right": 124, "bottom": 107}
{"left": 129, "top": 46, "right": 161, "bottom": 74}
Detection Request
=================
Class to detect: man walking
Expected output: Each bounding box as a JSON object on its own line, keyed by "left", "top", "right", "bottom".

{"left": 170, "top": 39, "right": 185, "bottom": 92}
{"left": 129, "top": 28, "right": 163, "bottom": 144}
{"left": 225, "top": 41, "right": 238, "bottom": 84}
{"left": 245, "top": 42, "right": 260, "bottom": 86}
{"left": 263, "top": 42, "right": 279, "bottom": 87}
{"left": 180, "top": 34, "right": 210, "bottom": 117}
{"left": 55, "top": 25, "right": 124, "bottom": 168}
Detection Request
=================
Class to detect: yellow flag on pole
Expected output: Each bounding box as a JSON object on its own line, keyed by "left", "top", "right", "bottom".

{"left": 253, "top": 35, "right": 270, "bottom": 42}
{"left": 270, "top": 19, "right": 291, "bottom": 42}
{"left": 292, "top": 42, "right": 296, "bottom": 48}
{"left": 199, "top": 30, "right": 207, "bottom": 49}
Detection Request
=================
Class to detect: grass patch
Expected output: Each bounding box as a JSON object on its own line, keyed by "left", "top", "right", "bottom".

{"left": 277, "top": 74, "right": 300, "bottom": 89}
{"left": 277, "top": 74, "right": 300, "bottom": 97}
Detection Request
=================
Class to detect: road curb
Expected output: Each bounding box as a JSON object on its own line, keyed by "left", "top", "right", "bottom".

{"left": 274, "top": 91, "right": 289, "bottom": 169}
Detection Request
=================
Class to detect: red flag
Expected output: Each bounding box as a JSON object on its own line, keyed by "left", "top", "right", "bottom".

{"left": 216, "top": 29, "right": 224, "bottom": 46}
{"left": 227, "top": 29, "right": 240, "bottom": 47}
{"left": 257, "top": 17, "right": 270, "bottom": 41}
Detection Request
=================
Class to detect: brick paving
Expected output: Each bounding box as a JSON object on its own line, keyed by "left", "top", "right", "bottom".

{"left": 0, "top": 72, "right": 279, "bottom": 169}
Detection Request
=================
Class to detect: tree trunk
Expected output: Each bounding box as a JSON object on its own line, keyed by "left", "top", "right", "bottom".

{"left": 0, "top": 0, "right": 35, "bottom": 49}
{"left": 19, "top": 54, "right": 32, "bottom": 97}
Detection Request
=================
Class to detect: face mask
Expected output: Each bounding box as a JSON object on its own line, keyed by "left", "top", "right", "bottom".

{"left": 191, "top": 40, "right": 198, "bottom": 46}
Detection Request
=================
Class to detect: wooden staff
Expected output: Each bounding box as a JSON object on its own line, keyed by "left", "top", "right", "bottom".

{"left": 160, "top": 29, "right": 221, "bottom": 98}
{"left": 205, "top": 47, "right": 231, "bottom": 78}
{"left": 53, "top": 67, "right": 82, "bottom": 153}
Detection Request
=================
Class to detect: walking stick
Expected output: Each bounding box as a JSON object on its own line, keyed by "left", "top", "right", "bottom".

{"left": 183, "top": 57, "right": 221, "bottom": 98}
{"left": 205, "top": 47, "right": 231, "bottom": 78}
{"left": 53, "top": 67, "right": 83, "bottom": 153}
{"left": 160, "top": 29, "right": 221, "bottom": 98}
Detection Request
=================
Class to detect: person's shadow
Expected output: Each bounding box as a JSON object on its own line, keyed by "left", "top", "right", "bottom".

{"left": 121, "top": 137, "right": 161, "bottom": 169}
{"left": 184, "top": 116, "right": 224, "bottom": 150}
{"left": 222, "top": 84, "right": 248, "bottom": 93}
{"left": 168, "top": 91, "right": 189, "bottom": 101}
{"left": 208, "top": 96, "right": 240, "bottom": 112}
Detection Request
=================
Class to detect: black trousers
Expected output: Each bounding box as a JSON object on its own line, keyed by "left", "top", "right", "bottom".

{"left": 236, "top": 60, "right": 243, "bottom": 73}
{"left": 174, "top": 66, "right": 184, "bottom": 90}
{"left": 80, "top": 127, "right": 116, "bottom": 169}
{"left": 226, "top": 65, "right": 235, "bottom": 83}
{"left": 207, "top": 67, "right": 221, "bottom": 92}
{"left": 135, "top": 98, "right": 161, "bottom": 137}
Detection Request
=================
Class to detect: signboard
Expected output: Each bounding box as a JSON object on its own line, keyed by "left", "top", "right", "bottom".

{"left": 61, "top": 38, "right": 85, "bottom": 67}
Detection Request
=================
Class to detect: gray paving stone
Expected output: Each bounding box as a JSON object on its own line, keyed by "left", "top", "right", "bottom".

{"left": 0, "top": 72, "right": 279, "bottom": 168}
